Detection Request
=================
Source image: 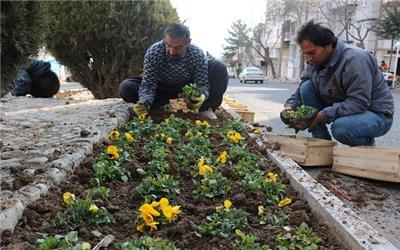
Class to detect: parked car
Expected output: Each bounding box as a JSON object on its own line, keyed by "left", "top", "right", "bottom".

{"left": 239, "top": 67, "right": 265, "bottom": 83}
{"left": 228, "top": 70, "right": 235, "bottom": 78}
{"left": 382, "top": 71, "right": 394, "bottom": 87}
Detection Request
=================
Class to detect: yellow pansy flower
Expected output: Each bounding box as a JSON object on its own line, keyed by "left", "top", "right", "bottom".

{"left": 224, "top": 199, "right": 232, "bottom": 209}
{"left": 81, "top": 242, "right": 91, "bottom": 250}
{"left": 185, "top": 130, "right": 192, "bottom": 137}
{"left": 258, "top": 205, "right": 265, "bottom": 215}
{"left": 266, "top": 172, "right": 278, "bottom": 183}
{"left": 147, "top": 221, "right": 159, "bottom": 231}
{"left": 63, "top": 192, "right": 75, "bottom": 204}
{"left": 197, "top": 157, "right": 205, "bottom": 168}
{"left": 107, "top": 145, "right": 119, "bottom": 160}
{"left": 227, "top": 130, "right": 242, "bottom": 143}
{"left": 138, "top": 113, "right": 146, "bottom": 123}
{"left": 216, "top": 151, "right": 227, "bottom": 164}
{"left": 159, "top": 198, "right": 169, "bottom": 209}
{"left": 202, "top": 120, "right": 210, "bottom": 128}
{"left": 164, "top": 118, "right": 170, "bottom": 123}
{"left": 253, "top": 128, "right": 262, "bottom": 134}
{"left": 195, "top": 120, "right": 203, "bottom": 126}
{"left": 136, "top": 223, "right": 145, "bottom": 232}
{"left": 151, "top": 201, "right": 159, "bottom": 207}
{"left": 142, "top": 213, "right": 155, "bottom": 225}
{"left": 278, "top": 197, "right": 292, "bottom": 207}
{"left": 139, "top": 204, "right": 161, "bottom": 217}
{"left": 89, "top": 204, "right": 99, "bottom": 213}
{"left": 199, "top": 164, "right": 213, "bottom": 176}
{"left": 109, "top": 130, "right": 120, "bottom": 140}
{"left": 125, "top": 132, "right": 134, "bottom": 142}
{"left": 166, "top": 137, "right": 173, "bottom": 144}
{"left": 162, "top": 205, "right": 181, "bottom": 222}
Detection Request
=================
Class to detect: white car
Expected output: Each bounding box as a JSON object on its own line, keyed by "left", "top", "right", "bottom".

{"left": 239, "top": 67, "right": 265, "bottom": 83}
{"left": 382, "top": 71, "right": 394, "bottom": 87}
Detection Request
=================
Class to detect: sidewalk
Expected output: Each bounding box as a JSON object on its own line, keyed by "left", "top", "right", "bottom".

{"left": 0, "top": 93, "right": 130, "bottom": 231}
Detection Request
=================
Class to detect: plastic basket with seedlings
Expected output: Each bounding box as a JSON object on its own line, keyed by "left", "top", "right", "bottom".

{"left": 280, "top": 105, "right": 318, "bottom": 133}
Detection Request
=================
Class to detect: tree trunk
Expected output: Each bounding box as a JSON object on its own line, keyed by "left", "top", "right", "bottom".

{"left": 389, "top": 39, "right": 394, "bottom": 71}
{"left": 300, "top": 56, "right": 305, "bottom": 75}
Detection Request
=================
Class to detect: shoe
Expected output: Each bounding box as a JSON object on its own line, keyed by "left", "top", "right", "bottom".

{"left": 199, "top": 108, "right": 217, "bottom": 120}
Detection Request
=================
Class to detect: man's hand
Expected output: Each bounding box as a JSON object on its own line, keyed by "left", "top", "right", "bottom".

{"left": 280, "top": 106, "right": 294, "bottom": 125}
{"left": 132, "top": 102, "right": 148, "bottom": 116}
{"left": 190, "top": 94, "right": 206, "bottom": 111}
{"left": 309, "top": 111, "right": 325, "bottom": 128}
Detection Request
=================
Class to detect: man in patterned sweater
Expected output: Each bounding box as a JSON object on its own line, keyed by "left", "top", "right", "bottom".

{"left": 119, "top": 23, "right": 228, "bottom": 120}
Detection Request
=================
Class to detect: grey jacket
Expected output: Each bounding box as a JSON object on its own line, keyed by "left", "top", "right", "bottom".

{"left": 285, "top": 41, "right": 394, "bottom": 123}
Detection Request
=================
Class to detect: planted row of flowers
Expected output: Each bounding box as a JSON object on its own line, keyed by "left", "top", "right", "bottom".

{"left": 34, "top": 114, "right": 324, "bottom": 249}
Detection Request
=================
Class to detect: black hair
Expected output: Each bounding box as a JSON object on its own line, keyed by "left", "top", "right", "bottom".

{"left": 296, "top": 20, "right": 337, "bottom": 47}
{"left": 164, "top": 23, "right": 190, "bottom": 40}
{"left": 30, "top": 71, "right": 60, "bottom": 98}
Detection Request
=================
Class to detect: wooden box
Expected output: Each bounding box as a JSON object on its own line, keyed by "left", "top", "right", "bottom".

{"left": 236, "top": 111, "right": 254, "bottom": 123}
{"left": 333, "top": 147, "right": 400, "bottom": 182}
{"left": 267, "top": 134, "right": 336, "bottom": 166}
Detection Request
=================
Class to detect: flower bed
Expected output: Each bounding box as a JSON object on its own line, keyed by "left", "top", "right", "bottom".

{"left": 1, "top": 109, "right": 345, "bottom": 249}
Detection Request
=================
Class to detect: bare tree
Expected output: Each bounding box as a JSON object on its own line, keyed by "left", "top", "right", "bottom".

{"left": 320, "top": 0, "right": 381, "bottom": 49}
{"left": 248, "top": 23, "right": 279, "bottom": 78}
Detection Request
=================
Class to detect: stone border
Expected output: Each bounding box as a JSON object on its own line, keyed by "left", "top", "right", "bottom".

{"left": 0, "top": 99, "right": 130, "bottom": 233}
{"left": 222, "top": 101, "right": 398, "bottom": 250}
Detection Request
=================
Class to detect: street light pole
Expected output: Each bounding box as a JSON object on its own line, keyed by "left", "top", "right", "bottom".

{"left": 393, "top": 41, "right": 400, "bottom": 88}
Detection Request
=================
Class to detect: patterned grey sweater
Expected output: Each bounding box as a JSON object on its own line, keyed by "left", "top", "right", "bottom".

{"left": 139, "top": 40, "right": 210, "bottom": 107}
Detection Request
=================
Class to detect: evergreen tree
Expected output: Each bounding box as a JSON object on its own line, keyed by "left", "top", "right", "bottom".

{"left": 1, "top": 1, "right": 46, "bottom": 97}
{"left": 223, "top": 20, "right": 250, "bottom": 77}
{"left": 45, "top": 1, "right": 179, "bottom": 99}
{"left": 374, "top": 3, "right": 400, "bottom": 69}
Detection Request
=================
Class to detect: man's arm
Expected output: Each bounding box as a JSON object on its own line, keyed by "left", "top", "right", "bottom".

{"left": 138, "top": 51, "right": 161, "bottom": 108}
{"left": 192, "top": 53, "right": 209, "bottom": 99}
{"left": 322, "top": 54, "right": 372, "bottom": 123}
{"left": 284, "top": 65, "right": 314, "bottom": 108}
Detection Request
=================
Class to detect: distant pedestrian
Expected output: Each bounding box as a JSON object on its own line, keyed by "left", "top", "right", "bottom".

{"left": 118, "top": 23, "right": 228, "bottom": 120}
{"left": 11, "top": 60, "right": 60, "bottom": 98}
{"left": 380, "top": 60, "right": 388, "bottom": 72}
{"left": 281, "top": 21, "right": 394, "bottom": 146}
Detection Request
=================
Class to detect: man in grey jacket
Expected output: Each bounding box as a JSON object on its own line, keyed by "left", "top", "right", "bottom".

{"left": 283, "top": 21, "right": 394, "bottom": 146}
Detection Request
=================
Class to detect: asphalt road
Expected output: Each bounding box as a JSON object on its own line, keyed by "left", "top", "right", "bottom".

{"left": 226, "top": 78, "right": 400, "bottom": 148}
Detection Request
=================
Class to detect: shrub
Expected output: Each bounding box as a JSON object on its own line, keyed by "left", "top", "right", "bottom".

{"left": 0, "top": 1, "right": 46, "bottom": 97}
{"left": 45, "top": 1, "right": 179, "bottom": 99}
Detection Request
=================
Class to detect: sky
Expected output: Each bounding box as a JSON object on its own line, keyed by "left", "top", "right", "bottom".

{"left": 170, "top": 0, "right": 266, "bottom": 59}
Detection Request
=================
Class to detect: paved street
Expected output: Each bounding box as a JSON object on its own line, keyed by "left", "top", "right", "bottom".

{"left": 226, "top": 78, "right": 400, "bottom": 148}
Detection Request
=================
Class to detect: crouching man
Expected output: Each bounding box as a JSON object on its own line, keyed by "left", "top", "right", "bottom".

{"left": 282, "top": 21, "right": 393, "bottom": 146}
{"left": 119, "top": 23, "right": 228, "bottom": 120}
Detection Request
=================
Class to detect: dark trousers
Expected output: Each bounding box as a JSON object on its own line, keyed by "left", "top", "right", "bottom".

{"left": 118, "top": 59, "right": 228, "bottom": 111}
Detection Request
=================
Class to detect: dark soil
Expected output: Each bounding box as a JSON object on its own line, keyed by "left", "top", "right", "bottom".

{"left": 1, "top": 105, "right": 346, "bottom": 250}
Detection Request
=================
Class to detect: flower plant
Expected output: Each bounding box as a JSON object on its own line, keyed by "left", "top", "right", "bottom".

{"left": 231, "top": 229, "right": 270, "bottom": 250}
{"left": 136, "top": 198, "right": 181, "bottom": 233}
{"left": 258, "top": 205, "right": 288, "bottom": 227}
{"left": 118, "top": 236, "right": 178, "bottom": 250}
{"left": 275, "top": 222, "right": 322, "bottom": 250}
{"left": 197, "top": 200, "right": 248, "bottom": 238}
{"left": 192, "top": 171, "right": 231, "bottom": 199}
{"left": 50, "top": 193, "right": 111, "bottom": 230}
{"left": 135, "top": 175, "right": 180, "bottom": 203}
{"left": 36, "top": 231, "right": 90, "bottom": 250}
